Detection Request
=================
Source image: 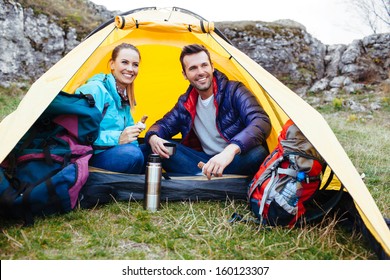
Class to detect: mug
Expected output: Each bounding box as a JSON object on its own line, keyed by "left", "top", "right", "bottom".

{"left": 163, "top": 142, "right": 176, "bottom": 156}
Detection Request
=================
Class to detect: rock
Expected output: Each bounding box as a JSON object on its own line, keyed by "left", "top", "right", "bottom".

{"left": 272, "top": 19, "right": 307, "bottom": 30}
{"left": 370, "top": 102, "right": 382, "bottom": 110}
{"left": 295, "top": 86, "right": 310, "bottom": 97}
{"left": 341, "top": 40, "right": 362, "bottom": 64}
{"left": 343, "top": 77, "right": 353, "bottom": 86}
{"left": 344, "top": 100, "right": 366, "bottom": 112}
{"left": 325, "top": 44, "right": 347, "bottom": 78}
{"left": 309, "top": 78, "right": 329, "bottom": 93}
{"left": 344, "top": 83, "right": 364, "bottom": 94}
{"left": 329, "top": 76, "right": 346, "bottom": 88}
{"left": 323, "top": 90, "right": 337, "bottom": 102}
{"left": 0, "top": 0, "right": 114, "bottom": 87}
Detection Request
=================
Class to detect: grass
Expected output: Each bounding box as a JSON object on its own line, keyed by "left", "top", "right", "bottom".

{"left": 0, "top": 85, "right": 26, "bottom": 120}
{"left": 0, "top": 85, "right": 389, "bottom": 260}
{"left": 0, "top": 200, "right": 376, "bottom": 260}
{"left": 322, "top": 112, "right": 390, "bottom": 210}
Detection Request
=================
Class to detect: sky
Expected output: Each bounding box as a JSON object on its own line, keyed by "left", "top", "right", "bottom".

{"left": 90, "top": 0, "right": 379, "bottom": 45}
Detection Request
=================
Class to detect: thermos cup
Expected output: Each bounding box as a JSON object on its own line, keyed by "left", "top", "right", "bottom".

{"left": 163, "top": 142, "right": 176, "bottom": 156}
{"left": 144, "top": 154, "right": 162, "bottom": 212}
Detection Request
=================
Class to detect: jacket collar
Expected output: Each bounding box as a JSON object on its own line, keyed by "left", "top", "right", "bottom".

{"left": 184, "top": 75, "right": 218, "bottom": 119}
{"left": 104, "top": 74, "right": 126, "bottom": 109}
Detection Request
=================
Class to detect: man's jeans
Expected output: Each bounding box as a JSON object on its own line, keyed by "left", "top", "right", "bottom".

{"left": 141, "top": 143, "right": 268, "bottom": 176}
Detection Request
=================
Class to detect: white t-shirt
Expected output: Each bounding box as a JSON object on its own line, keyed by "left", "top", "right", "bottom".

{"left": 193, "top": 95, "right": 228, "bottom": 155}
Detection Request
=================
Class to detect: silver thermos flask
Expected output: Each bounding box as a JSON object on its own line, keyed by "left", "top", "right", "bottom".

{"left": 144, "top": 154, "right": 162, "bottom": 212}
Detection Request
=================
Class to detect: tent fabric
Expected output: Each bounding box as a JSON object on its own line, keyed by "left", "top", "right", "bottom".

{"left": 0, "top": 7, "right": 388, "bottom": 257}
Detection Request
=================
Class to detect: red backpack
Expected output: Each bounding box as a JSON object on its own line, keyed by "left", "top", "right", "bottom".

{"left": 248, "top": 119, "right": 338, "bottom": 227}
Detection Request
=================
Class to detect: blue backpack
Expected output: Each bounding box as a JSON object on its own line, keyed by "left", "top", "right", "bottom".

{"left": 0, "top": 91, "right": 102, "bottom": 224}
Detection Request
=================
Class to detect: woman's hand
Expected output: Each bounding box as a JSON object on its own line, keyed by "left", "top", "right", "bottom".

{"left": 119, "top": 125, "right": 142, "bottom": 144}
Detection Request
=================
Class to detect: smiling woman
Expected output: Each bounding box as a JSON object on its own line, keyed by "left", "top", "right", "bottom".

{"left": 74, "top": 43, "right": 146, "bottom": 174}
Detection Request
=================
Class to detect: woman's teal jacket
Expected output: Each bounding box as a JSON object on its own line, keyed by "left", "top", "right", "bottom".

{"left": 75, "top": 73, "right": 137, "bottom": 151}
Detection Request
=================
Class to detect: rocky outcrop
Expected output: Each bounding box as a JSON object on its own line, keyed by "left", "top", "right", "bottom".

{"left": 0, "top": 2, "right": 72, "bottom": 86}
{"left": 217, "top": 20, "right": 326, "bottom": 94}
{"left": 0, "top": 0, "right": 114, "bottom": 87}
{"left": 217, "top": 21, "right": 389, "bottom": 97}
{"left": 1, "top": 0, "right": 389, "bottom": 108}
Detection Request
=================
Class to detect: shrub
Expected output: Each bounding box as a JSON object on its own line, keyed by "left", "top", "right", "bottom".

{"left": 332, "top": 97, "right": 343, "bottom": 110}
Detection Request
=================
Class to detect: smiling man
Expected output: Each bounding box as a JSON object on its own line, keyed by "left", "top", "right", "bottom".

{"left": 144, "top": 44, "right": 271, "bottom": 179}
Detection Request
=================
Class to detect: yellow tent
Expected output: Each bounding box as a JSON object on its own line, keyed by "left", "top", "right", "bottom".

{"left": 0, "top": 7, "right": 389, "bottom": 257}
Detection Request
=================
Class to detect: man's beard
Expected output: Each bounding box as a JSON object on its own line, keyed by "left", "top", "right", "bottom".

{"left": 192, "top": 79, "right": 212, "bottom": 92}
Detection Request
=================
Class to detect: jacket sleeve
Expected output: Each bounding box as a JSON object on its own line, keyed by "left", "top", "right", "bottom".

{"left": 229, "top": 83, "right": 271, "bottom": 153}
{"left": 145, "top": 95, "right": 187, "bottom": 144}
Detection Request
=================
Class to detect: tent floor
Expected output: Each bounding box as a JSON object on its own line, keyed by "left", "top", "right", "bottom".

{"left": 79, "top": 168, "right": 250, "bottom": 208}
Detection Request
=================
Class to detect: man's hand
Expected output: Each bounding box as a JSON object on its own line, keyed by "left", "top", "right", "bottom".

{"left": 201, "top": 144, "right": 240, "bottom": 180}
{"left": 149, "top": 135, "right": 170, "bottom": 158}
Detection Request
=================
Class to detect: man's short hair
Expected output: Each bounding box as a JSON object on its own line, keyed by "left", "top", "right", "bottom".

{"left": 180, "top": 44, "right": 212, "bottom": 72}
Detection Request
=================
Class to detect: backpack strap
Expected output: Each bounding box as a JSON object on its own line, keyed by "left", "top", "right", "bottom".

{"left": 77, "top": 92, "right": 96, "bottom": 107}
{"left": 277, "top": 167, "right": 297, "bottom": 178}
{"left": 301, "top": 169, "right": 345, "bottom": 224}
{"left": 21, "top": 183, "right": 35, "bottom": 226}
{"left": 305, "top": 185, "right": 345, "bottom": 223}
{"left": 258, "top": 168, "right": 277, "bottom": 224}
{"left": 20, "top": 168, "right": 64, "bottom": 226}
{"left": 4, "top": 126, "right": 40, "bottom": 179}
{"left": 278, "top": 167, "right": 322, "bottom": 183}
{"left": 228, "top": 212, "right": 261, "bottom": 224}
